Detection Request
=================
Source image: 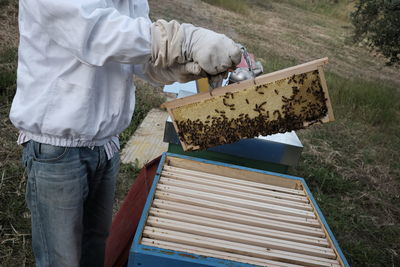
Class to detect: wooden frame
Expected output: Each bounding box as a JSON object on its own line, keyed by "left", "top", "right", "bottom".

{"left": 161, "top": 58, "right": 334, "bottom": 151}
{"left": 130, "top": 153, "right": 350, "bottom": 267}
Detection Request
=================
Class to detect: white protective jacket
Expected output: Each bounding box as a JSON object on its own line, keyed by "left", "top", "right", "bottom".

{"left": 10, "top": 0, "right": 155, "bottom": 158}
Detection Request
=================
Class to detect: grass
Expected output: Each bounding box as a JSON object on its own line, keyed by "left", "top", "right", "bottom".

{"left": 0, "top": 47, "right": 17, "bottom": 98}
{"left": 290, "top": 73, "right": 400, "bottom": 265}
{"left": 326, "top": 72, "right": 400, "bottom": 127}
{"left": 200, "top": 0, "right": 250, "bottom": 14}
{"left": 200, "top": 0, "right": 352, "bottom": 20}
{"left": 0, "top": 92, "right": 33, "bottom": 266}
{"left": 293, "top": 119, "right": 400, "bottom": 266}
{"left": 0, "top": 0, "right": 9, "bottom": 8}
{"left": 271, "top": 0, "right": 354, "bottom": 22}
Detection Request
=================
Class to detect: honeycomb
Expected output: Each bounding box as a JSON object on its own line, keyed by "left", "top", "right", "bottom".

{"left": 171, "top": 69, "right": 332, "bottom": 151}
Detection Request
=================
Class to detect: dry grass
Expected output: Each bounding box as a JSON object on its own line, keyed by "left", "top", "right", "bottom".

{"left": 150, "top": 0, "right": 400, "bottom": 86}
{"left": 0, "top": 105, "right": 33, "bottom": 267}
{"left": 0, "top": 0, "right": 18, "bottom": 48}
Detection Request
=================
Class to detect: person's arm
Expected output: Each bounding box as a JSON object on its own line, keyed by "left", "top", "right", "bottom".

{"left": 23, "top": 0, "right": 152, "bottom": 66}
{"left": 135, "top": 20, "right": 242, "bottom": 85}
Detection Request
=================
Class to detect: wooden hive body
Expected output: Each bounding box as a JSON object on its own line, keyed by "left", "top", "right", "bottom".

{"left": 162, "top": 58, "right": 334, "bottom": 151}
{"left": 130, "top": 153, "right": 349, "bottom": 267}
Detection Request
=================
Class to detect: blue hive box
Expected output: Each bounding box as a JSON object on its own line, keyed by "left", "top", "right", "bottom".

{"left": 129, "top": 153, "right": 349, "bottom": 267}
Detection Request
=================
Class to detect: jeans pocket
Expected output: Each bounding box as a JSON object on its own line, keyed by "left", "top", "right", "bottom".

{"left": 32, "top": 142, "right": 70, "bottom": 162}
{"left": 32, "top": 160, "right": 86, "bottom": 208}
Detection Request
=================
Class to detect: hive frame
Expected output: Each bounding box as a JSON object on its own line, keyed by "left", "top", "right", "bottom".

{"left": 161, "top": 58, "right": 333, "bottom": 151}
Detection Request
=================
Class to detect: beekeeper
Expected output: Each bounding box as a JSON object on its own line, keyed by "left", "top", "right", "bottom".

{"left": 9, "top": 0, "right": 241, "bottom": 266}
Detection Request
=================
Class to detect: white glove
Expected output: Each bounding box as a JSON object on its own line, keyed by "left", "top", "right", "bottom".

{"left": 151, "top": 20, "right": 241, "bottom": 76}
{"left": 144, "top": 61, "right": 207, "bottom": 85}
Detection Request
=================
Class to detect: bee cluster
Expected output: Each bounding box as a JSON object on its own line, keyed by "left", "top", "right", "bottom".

{"left": 174, "top": 70, "right": 328, "bottom": 151}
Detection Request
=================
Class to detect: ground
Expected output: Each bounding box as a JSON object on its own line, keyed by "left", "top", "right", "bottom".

{"left": 0, "top": 0, "right": 399, "bottom": 266}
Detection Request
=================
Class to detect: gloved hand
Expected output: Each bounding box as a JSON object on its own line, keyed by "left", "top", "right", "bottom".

{"left": 151, "top": 19, "right": 241, "bottom": 77}
{"left": 144, "top": 61, "right": 207, "bottom": 85}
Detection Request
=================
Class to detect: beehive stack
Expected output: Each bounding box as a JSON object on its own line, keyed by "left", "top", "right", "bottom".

{"left": 136, "top": 154, "right": 348, "bottom": 267}
{"left": 162, "top": 58, "right": 334, "bottom": 151}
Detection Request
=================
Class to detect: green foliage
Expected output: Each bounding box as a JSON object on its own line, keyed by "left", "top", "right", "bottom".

{"left": 351, "top": 0, "right": 400, "bottom": 64}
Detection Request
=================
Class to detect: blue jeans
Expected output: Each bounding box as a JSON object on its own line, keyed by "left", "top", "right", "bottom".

{"left": 22, "top": 140, "right": 119, "bottom": 267}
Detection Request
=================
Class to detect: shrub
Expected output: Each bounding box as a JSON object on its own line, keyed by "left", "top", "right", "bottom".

{"left": 351, "top": 0, "right": 400, "bottom": 65}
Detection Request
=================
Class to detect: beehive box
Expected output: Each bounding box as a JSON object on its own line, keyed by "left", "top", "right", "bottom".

{"left": 130, "top": 153, "right": 349, "bottom": 267}
{"left": 161, "top": 58, "right": 334, "bottom": 152}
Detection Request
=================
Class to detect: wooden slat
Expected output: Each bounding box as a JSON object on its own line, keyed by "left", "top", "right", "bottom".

{"left": 163, "top": 165, "right": 305, "bottom": 196}
{"left": 149, "top": 207, "right": 329, "bottom": 247}
{"left": 161, "top": 170, "right": 309, "bottom": 203}
{"left": 318, "top": 66, "right": 334, "bottom": 122}
{"left": 156, "top": 184, "right": 316, "bottom": 218}
{"left": 304, "top": 181, "right": 347, "bottom": 267}
{"left": 153, "top": 195, "right": 323, "bottom": 237}
{"left": 153, "top": 198, "right": 322, "bottom": 231}
{"left": 146, "top": 216, "right": 336, "bottom": 258}
{"left": 165, "top": 157, "right": 303, "bottom": 189}
{"left": 159, "top": 177, "right": 312, "bottom": 211}
{"left": 141, "top": 238, "right": 305, "bottom": 267}
{"left": 143, "top": 227, "right": 341, "bottom": 267}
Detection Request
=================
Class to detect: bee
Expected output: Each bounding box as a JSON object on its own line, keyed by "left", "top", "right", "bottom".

{"left": 245, "top": 99, "right": 249, "bottom": 104}
{"left": 273, "top": 110, "right": 282, "bottom": 119}
{"left": 274, "top": 89, "right": 279, "bottom": 95}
